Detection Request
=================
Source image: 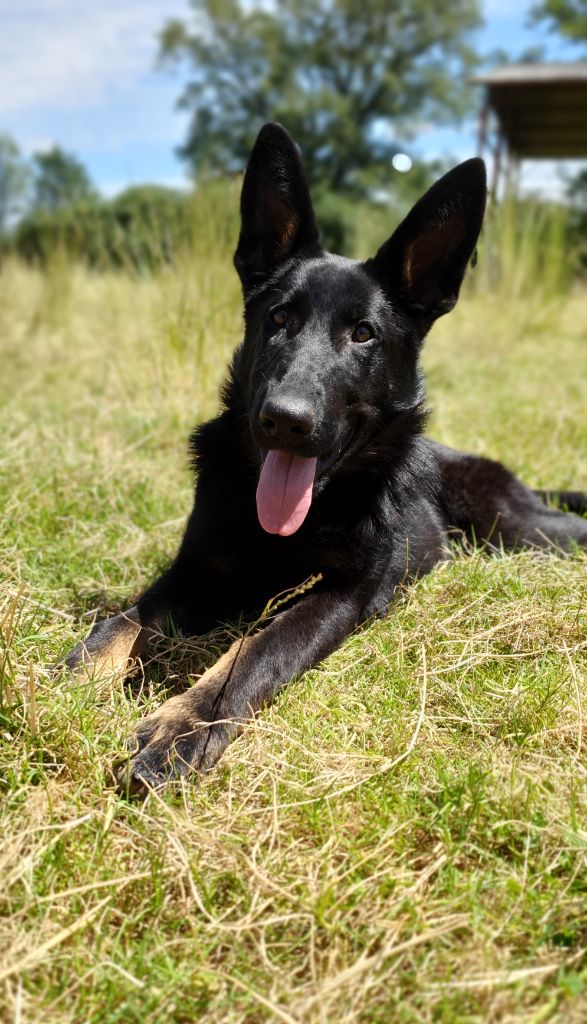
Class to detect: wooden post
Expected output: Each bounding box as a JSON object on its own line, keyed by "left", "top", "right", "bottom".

{"left": 490, "top": 131, "right": 503, "bottom": 200}
{"left": 477, "top": 98, "right": 489, "bottom": 159}
{"left": 505, "top": 151, "right": 520, "bottom": 199}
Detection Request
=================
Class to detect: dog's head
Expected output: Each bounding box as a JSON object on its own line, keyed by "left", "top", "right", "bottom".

{"left": 232, "top": 123, "right": 486, "bottom": 536}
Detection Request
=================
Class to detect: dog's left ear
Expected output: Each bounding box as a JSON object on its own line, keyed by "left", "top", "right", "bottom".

{"left": 234, "top": 123, "right": 321, "bottom": 292}
{"left": 365, "top": 158, "right": 487, "bottom": 321}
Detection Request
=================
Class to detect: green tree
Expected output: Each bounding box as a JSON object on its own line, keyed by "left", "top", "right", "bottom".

{"left": 32, "top": 146, "right": 97, "bottom": 210}
{"left": 0, "top": 135, "right": 30, "bottom": 234}
{"left": 159, "top": 0, "right": 481, "bottom": 193}
{"left": 530, "top": 1, "right": 587, "bottom": 45}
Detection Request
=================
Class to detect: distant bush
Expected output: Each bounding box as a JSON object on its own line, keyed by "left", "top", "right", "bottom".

{"left": 5, "top": 174, "right": 583, "bottom": 288}
{"left": 8, "top": 181, "right": 242, "bottom": 271}
{"left": 313, "top": 184, "right": 431, "bottom": 258}
{"left": 13, "top": 187, "right": 191, "bottom": 270}
{"left": 312, "top": 190, "right": 359, "bottom": 253}
{"left": 6, "top": 178, "right": 387, "bottom": 270}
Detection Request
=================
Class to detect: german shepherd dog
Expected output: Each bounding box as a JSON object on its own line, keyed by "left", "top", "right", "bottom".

{"left": 66, "top": 123, "right": 587, "bottom": 795}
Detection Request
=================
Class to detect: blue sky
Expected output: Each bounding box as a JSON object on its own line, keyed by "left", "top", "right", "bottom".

{"left": 0, "top": 0, "right": 584, "bottom": 198}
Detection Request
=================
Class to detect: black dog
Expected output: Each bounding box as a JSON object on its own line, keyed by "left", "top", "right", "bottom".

{"left": 66, "top": 123, "right": 587, "bottom": 794}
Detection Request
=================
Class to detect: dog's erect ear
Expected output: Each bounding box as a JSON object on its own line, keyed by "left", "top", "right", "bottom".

{"left": 365, "top": 158, "right": 487, "bottom": 321}
{"left": 234, "top": 123, "right": 321, "bottom": 292}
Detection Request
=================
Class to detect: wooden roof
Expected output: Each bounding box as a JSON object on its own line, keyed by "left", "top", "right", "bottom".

{"left": 474, "top": 62, "right": 587, "bottom": 159}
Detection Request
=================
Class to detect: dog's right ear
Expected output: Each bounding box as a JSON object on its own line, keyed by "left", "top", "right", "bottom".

{"left": 234, "top": 123, "right": 321, "bottom": 293}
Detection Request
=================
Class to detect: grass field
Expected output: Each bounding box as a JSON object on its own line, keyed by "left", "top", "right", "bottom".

{"left": 1, "top": 201, "right": 586, "bottom": 1023}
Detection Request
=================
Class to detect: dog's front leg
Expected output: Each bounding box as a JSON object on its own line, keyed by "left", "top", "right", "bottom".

{"left": 64, "top": 605, "right": 156, "bottom": 677}
{"left": 116, "top": 587, "right": 363, "bottom": 795}
{"left": 63, "top": 561, "right": 225, "bottom": 679}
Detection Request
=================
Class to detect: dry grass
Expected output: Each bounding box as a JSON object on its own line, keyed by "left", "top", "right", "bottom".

{"left": 0, "top": 220, "right": 586, "bottom": 1023}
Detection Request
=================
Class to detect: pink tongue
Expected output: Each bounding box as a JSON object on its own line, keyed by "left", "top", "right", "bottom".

{"left": 256, "top": 450, "right": 317, "bottom": 536}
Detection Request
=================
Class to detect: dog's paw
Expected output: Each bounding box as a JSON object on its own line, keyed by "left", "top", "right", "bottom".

{"left": 63, "top": 639, "right": 88, "bottom": 672}
{"left": 62, "top": 608, "right": 147, "bottom": 679}
{"left": 114, "top": 691, "right": 230, "bottom": 798}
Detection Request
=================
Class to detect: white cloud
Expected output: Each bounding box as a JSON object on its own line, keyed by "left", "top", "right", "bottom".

{"left": 518, "top": 159, "right": 585, "bottom": 200}
{"left": 0, "top": 0, "right": 185, "bottom": 116}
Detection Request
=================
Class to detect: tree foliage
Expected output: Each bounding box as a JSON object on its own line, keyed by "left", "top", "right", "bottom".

{"left": 530, "top": 0, "right": 587, "bottom": 46}
{"left": 0, "top": 135, "right": 30, "bottom": 234}
{"left": 159, "top": 0, "right": 482, "bottom": 192}
{"left": 32, "top": 146, "right": 97, "bottom": 211}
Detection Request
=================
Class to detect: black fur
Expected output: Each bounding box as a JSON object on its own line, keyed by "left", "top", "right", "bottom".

{"left": 65, "top": 123, "right": 587, "bottom": 795}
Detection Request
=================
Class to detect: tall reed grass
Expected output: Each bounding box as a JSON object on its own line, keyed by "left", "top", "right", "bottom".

{"left": 472, "top": 197, "right": 574, "bottom": 306}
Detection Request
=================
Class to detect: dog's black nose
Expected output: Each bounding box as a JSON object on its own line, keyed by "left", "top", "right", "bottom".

{"left": 260, "top": 397, "right": 316, "bottom": 443}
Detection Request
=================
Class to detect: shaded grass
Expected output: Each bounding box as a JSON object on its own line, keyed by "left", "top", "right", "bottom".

{"left": 0, "top": 233, "right": 586, "bottom": 1022}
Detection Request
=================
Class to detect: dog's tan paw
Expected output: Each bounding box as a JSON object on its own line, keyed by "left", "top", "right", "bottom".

{"left": 64, "top": 607, "right": 149, "bottom": 678}
{"left": 115, "top": 691, "right": 230, "bottom": 798}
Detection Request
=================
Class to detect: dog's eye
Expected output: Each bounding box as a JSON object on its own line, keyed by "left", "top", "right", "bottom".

{"left": 352, "top": 322, "right": 374, "bottom": 344}
{"left": 271, "top": 307, "right": 288, "bottom": 327}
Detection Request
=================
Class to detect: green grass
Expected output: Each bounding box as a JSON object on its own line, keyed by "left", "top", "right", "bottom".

{"left": 0, "top": 211, "right": 586, "bottom": 1023}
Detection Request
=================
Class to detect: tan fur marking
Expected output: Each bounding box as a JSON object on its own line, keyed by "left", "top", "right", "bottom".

{"left": 404, "top": 240, "right": 416, "bottom": 288}
{"left": 404, "top": 217, "right": 463, "bottom": 290}
{"left": 148, "top": 696, "right": 192, "bottom": 725}
{"left": 279, "top": 211, "right": 299, "bottom": 248}
{"left": 264, "top": 190, "right": 299, "bottom": 254}
{"left": 195, "top": 634, "right": 256, "bottom": 688}
{"left": 81, "top": 607, "right": 149, "bottom": 678}
{"left": 139, "top": 635, "right": 258, "bottom": 732}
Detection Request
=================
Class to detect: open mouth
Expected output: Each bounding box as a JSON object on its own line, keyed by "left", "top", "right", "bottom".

{"left": 256, "top": 432, "right": 353, "bottom": 537}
